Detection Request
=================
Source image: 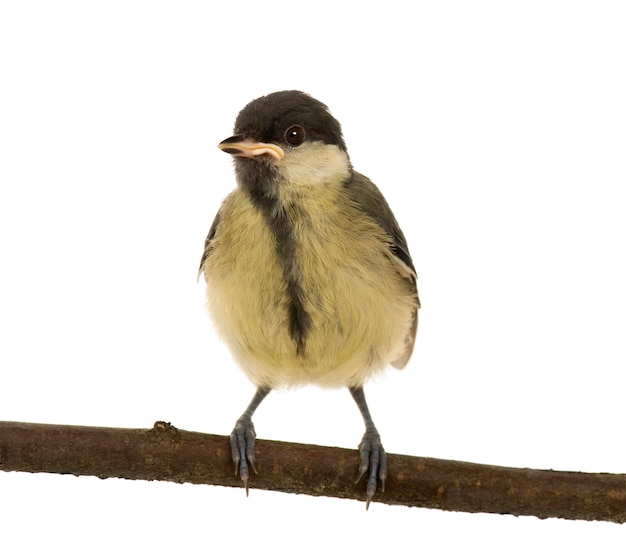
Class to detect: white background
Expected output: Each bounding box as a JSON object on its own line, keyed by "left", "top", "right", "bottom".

{"left": 1, "top": 1, "right": 625, "bottom": 542}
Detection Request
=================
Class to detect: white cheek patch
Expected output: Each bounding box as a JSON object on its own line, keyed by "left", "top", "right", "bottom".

{"left": 279, "top": 143, "right": 350, "bottom": 186}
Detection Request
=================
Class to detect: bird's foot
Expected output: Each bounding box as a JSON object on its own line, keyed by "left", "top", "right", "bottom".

{"left": 230, "top": 416, "right": 258, "bottom": 495}
{"left": 355, "top": 428, "right": 388, "bottom": 509}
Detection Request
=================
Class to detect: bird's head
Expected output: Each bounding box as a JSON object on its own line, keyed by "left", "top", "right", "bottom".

{"left": 219, "top": 91, "right": 351, "bottom": 193}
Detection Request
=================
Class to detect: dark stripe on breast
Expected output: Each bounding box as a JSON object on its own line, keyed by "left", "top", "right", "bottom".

{"left": 247, "top": 189, "right": 312, "bottom": 355}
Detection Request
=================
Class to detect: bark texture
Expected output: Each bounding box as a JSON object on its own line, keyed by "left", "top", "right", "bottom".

{"left": 1, "top": 420, "right": 624, "bottom": 522}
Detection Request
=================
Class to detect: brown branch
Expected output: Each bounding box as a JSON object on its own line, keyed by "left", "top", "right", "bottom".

{"left": 0, "top": 420, "right": 624, "bottom": 522}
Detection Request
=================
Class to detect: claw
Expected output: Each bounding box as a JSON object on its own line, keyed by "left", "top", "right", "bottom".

{"left": 230, "top": 416, "right": 257, "bottom": 495}
{"left": 355, "top": 428, "right": 387, "bottom": 509}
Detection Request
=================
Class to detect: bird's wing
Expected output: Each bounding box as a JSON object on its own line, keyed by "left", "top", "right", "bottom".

{"left": 197, "top": 210, "right": 221, "bottom": 280}
{"left": 343, "top": 172, "right": 420, "bottom": 369}
{"left": 343, "top": 172, "right": 417, "bottom": 282}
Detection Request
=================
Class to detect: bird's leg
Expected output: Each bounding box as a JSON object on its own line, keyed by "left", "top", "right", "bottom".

{"left": 230, "top": 386, "right": 271, "bottom": 495}
{"left": 349, "top": 385, "right": 388, "bottom": 509}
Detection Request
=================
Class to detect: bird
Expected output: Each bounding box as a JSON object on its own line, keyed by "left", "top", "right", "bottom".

{"left": 198, "top": 90, "right": 419, "bottom": 508}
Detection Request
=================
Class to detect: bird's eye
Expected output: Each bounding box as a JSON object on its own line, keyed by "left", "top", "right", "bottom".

{"left": 284, "top": 125, "right": 306, "bottom": 146}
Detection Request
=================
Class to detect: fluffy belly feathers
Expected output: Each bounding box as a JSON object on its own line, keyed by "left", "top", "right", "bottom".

{"left": 203, "top": 188, "right": 416, "bottom": 388}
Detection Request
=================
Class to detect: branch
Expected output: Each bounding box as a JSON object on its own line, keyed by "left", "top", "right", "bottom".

{"left": 1, "top": 420, "right": 624, "bottom": 522}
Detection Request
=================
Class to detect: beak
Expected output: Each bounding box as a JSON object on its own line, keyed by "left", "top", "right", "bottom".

{"left": 218, "top": 135, "right": 284, "bottom": 161}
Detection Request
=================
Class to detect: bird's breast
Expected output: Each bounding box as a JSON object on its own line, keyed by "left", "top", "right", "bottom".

{"left": 203, "top": 185, "right": 415, "bottom": 388}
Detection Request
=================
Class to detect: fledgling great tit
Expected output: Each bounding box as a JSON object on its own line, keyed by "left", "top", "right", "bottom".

{"left": 199, "top": 90, "right": 419, "bottom": 508}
